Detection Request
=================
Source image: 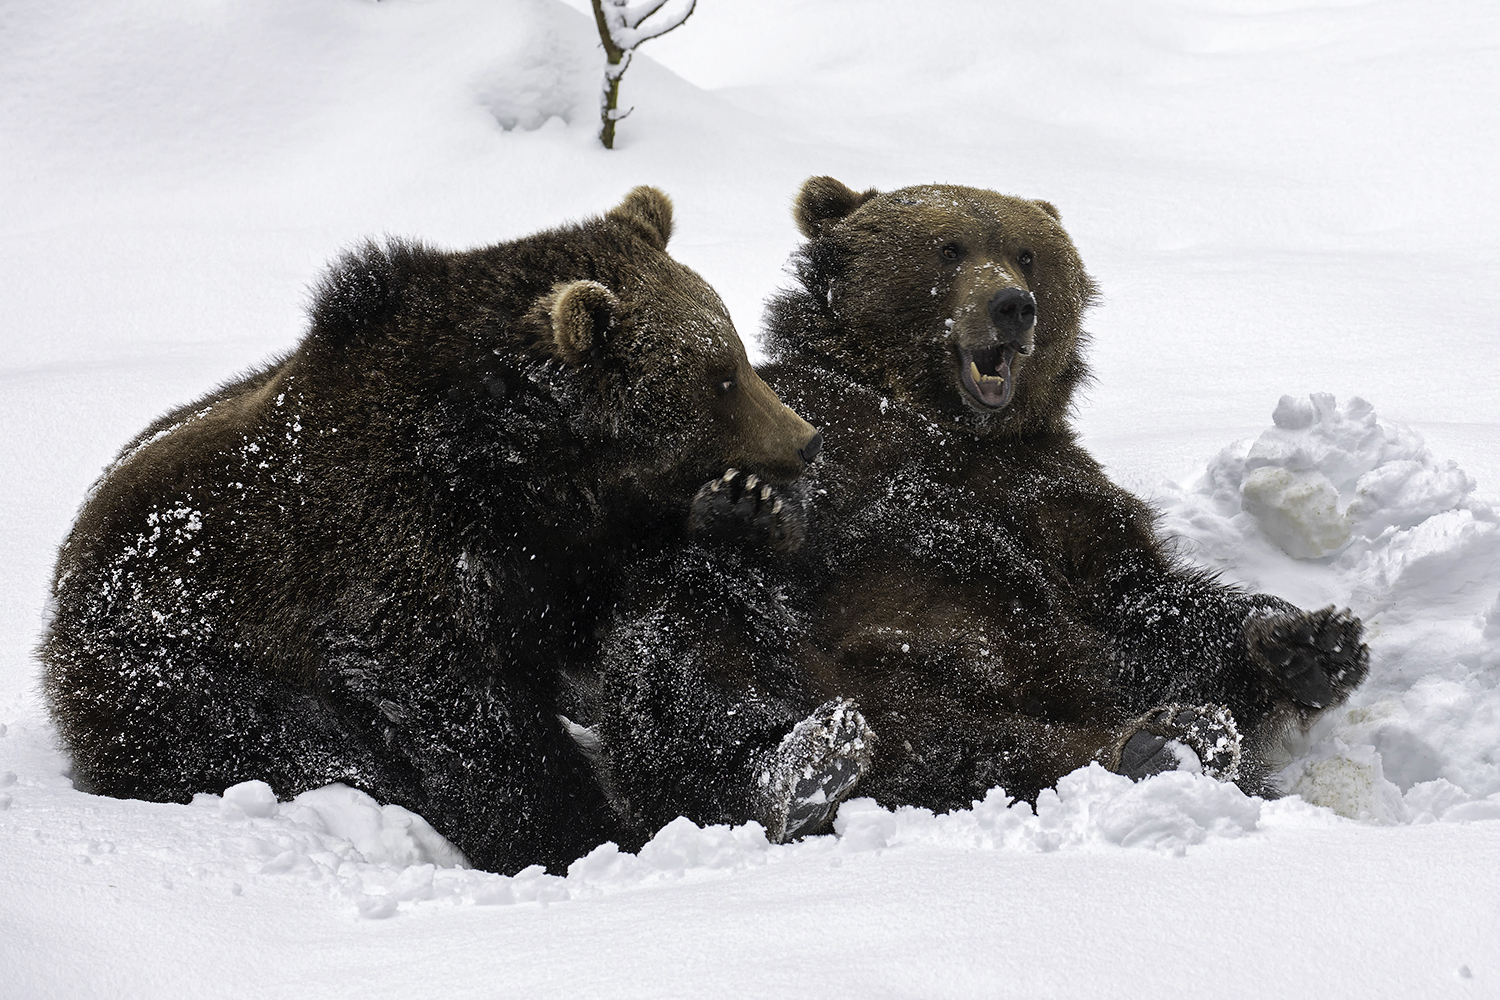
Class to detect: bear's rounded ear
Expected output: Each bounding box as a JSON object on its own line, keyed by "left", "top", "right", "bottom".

{"left": 544, "top": 280, "right": 620, "bottom": 365}
{"left": 1032, "top": 199, "right": 1062, "bottom": 221}
{"left": 794, "top": 176, "right": 880, "bottom": 238}
{"left": 607, "top": 186, "right": 674, "bottom": 250}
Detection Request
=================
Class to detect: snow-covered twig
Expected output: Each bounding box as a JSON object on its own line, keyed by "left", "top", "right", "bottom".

{"left": 589, "top": 0, "right": 696, "bottom": 148}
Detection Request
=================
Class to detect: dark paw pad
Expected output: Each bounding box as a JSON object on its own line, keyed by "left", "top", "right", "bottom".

{"left": 688, "top": 469, "right": 808, "bottom": 553}
{"left": 1248, "top": 606, "right": 1369, "bottom": 709}
{"left": 758, "top": 698, "right": 875, "bottom": 843}
{"left": 1114, "top": 704, "right": 1241, "bottom": 782}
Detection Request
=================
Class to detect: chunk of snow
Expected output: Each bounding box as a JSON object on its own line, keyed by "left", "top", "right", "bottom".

{"left": 1241, "top": 466, "right": 1350, "bottom": 558}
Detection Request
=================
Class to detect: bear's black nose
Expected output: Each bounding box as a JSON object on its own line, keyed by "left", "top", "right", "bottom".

{"left": 799, "top": 430, "right": 823, "bottom": 465}
{"left": 988, "top": 288, "right": 1037, "bottom": 343}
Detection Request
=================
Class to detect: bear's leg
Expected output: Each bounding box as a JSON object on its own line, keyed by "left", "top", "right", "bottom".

{"left": 845, "top": 702, "right": 1136, "bottom": 809}
{"left": 42, "top": 635, "right": 377, "bottom": 804}
{"left": 1086, "top": 560, "right": 1368, "bottom": 768}
{"left": 592, "top": 622, "right": 827, "bottom": 842}
{"left": 589, "top": 542, "right": 870, "bottom": 843}
{"left": 424, "top": 705, "right": 624, "bottom": 875}
{"left": 855, "top": 700, "right": 1239, "bottom": 808}
{"left": 306, "top": 635, "right": 627, "bottom": 876}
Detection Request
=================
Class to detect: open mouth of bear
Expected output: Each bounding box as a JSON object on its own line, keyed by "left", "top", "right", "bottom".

{"left": 958, "top": 345, "right": 1017, "bottom": 409}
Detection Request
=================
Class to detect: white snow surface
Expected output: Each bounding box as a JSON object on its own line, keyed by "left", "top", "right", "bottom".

{"left": 3, "top": 0, "right": 1499, "bottom": 995}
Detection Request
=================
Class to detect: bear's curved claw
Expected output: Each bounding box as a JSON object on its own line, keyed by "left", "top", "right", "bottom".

{"left": 756, "top": 698, "right": 875, "bottom": 843}
{"left": 1112, "top": 703, "right": 1241, "bottom": 782}
{"left": 688, "top": 469, "right": 808, "bottom": 553}
{"left": 1246, "top": 606, "right": 1369, "bottom": 709}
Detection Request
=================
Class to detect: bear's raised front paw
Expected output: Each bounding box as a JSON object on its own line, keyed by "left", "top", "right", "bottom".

{"left": 1112, "top": 703, "right": 1241, "bottom": 782}
{"left": 756, "top": 698, "right": 874, "bottom": 843}
{"left": 687, "top": 469, "right": 808, "bottom": 553}
{"left": 1247, "top": 605, "right": 1369, "bottom": 710}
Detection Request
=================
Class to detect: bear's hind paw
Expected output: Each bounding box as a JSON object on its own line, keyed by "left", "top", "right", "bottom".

{"left": 757, "top": 698, "right": 874, "bottom": 843}
{"left": 1112, "top": 703, "right": 1241, "bottom": 783}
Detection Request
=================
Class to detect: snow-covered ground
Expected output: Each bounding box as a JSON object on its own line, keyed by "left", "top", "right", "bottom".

{"left": 3, "top": 0, "right": 1499, "bottom": 995}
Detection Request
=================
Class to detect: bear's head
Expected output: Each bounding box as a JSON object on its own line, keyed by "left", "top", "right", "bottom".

{"left": 534, "top": 187, "right": 820, "bottom": 496}
{"left": 772, "top": 177, "right": 1099, "bottom": 437}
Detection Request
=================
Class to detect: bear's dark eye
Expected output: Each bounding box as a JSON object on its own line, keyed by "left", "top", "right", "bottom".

{"left": 1018, "top": 250, "right": 1035, "bottom": 267}
{"left": 716, "top": 376, "right": 738, "bottom": 395}
{"left": 941, "top": 243, "right": 963, "bottom": 261}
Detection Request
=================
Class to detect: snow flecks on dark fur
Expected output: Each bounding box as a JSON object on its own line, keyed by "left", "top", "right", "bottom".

{"left": 765, "top": 183, "right": 1101, "bottom": 441}
{"left": 39, "top": 186, "right": 819, "bottom": 876}
{"left": 308, "top": 239, "right": 446, "bottom": 349}
{"left": 583, "top": 178, "right": 1368, "bottom": 828}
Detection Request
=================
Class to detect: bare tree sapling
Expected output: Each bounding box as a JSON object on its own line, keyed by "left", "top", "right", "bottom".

{"left": 589, "top": 0, "right": 697, "bottom": 149}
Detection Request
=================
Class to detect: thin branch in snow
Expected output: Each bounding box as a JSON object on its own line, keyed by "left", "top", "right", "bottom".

{"left": 589, "top": 0, "right": 696, "bottom": 149}
{"left": 619, "top": 0, "right": 672, "bottom": 31}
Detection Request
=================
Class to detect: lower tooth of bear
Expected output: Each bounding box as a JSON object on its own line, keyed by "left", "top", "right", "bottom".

{"left": 969, "top": 361, "right": 1005, "bottom": 386}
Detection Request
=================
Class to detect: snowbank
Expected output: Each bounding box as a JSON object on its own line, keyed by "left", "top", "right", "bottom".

{"left": 1159, "top": 393, "right": 1500, "bottom": 806}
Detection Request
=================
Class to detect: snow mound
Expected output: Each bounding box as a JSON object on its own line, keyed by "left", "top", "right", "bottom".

{"left": 254, "top": 782, "right": 467, "bottom": 869}
{"left": 1157, "top": 393, "right": 1500, "bottom": 805}
{"left": 473, "top": 1, "right": 597, "bottom": 131}
{"left": 1164, "top": 392, "right": 1494, "bottom": 567}
{"left": 180, "top": 761, "right": 1500, "bottom": 921}
{"left": 835, "top": 764, "right": 1261, "bottom": 858}
{"left": 170, "top": 767, "right": 1277, "bottom": 919}
{"left": 170, "top": 769, "right": 1267, "bottom": 918}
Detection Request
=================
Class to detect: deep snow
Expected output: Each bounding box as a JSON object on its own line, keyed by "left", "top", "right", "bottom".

{"left": 3, "top": 0, "right": 1499, "bottom": 996}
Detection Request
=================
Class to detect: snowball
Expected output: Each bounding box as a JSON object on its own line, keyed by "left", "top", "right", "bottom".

{"left": 1270, "top": 394, "right": 1317, "bottom": 430}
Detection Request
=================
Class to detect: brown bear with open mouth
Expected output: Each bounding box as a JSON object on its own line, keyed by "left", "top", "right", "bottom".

{"left": 585, "top": 178, "right": 1368, "bottom": 840}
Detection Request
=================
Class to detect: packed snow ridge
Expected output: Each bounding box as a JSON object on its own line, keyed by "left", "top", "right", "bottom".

{"left": 187, "top": 766, "right": 1271, "bottom": 920}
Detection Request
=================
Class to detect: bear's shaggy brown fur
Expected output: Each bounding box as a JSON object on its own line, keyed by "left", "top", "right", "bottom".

{"left": 39, "top": 187, "right": 820, "bottom": 875}
{"left": 586, "top": 179, "right": 1368, "bottom": 837}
